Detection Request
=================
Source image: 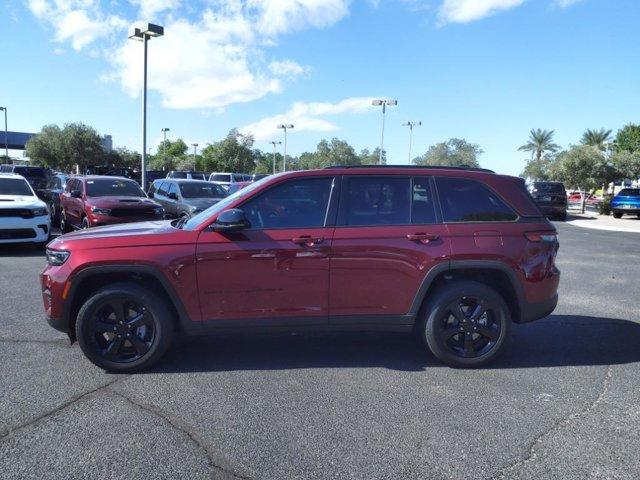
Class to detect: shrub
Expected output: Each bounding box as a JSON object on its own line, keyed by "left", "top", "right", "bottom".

{"left": 598, "top": 197, "right": 612, "bottom": 215}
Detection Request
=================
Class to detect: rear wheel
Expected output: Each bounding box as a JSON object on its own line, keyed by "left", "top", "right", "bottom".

{"left": 49, "top": 202, "right": 58, "bottom": 226}
{"left": 613, "top": 212, "right": 623, "bottom": 219}
{"left": 76, "top": 283, "right": 174, "bottom": 372}
{"left": 419, "top": 281, "right": 511, "bottom": 368}
{"left": 81, "top": 216, "right": 90, "bottom": 229}
{"left": 59, "top": 211, "right": 70, "bottom": 233}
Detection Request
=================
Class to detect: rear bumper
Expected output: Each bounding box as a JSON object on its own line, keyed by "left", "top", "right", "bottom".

{"left": 537, "top": 205, "right": 566, "bottom": 215}
{"left": 521, "top": 293, "right": 558, "bottom": 323}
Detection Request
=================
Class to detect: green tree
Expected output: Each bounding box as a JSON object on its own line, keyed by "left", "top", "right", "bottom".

{"left": 555, "top": 145, "right": 616, "bottom": 212}
{"left": 518, "top": 129, "right": 560, "bottom": 162}
{"left": 358, "top": 148, "right": 383, "bottom": 165}
{"left": 611, "top": 150, "right": 640, "bottom": 181}
{"left": 26, "top": 123, "right": 103, "bottom": 172}
{"left": 521, "top": 155, "right": 554, "bottom": 181}
{"left": 413, "top": 138, "right": 482, "bottom": 167}
{"left": 581, "top": 128, "right": 612, "bottom": 150}
{"left": 105, "top": 148, "right": 141, "bottom": 169}
{"left": 201, "top": 129, "right": 255, "bottom": 173}
{"left": 614, "top": 124, "right": 640, "bottom": 153}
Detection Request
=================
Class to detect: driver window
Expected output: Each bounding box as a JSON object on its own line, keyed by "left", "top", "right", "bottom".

{"left": 242, "top": 177, "right": 333, "bottom": 229}
{"left": 168, "top": 183, "right": 179, "bottom": 198}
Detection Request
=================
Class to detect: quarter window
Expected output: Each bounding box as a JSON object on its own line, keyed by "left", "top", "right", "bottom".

{"left": 436, "top": 177, "right": 517, "bottom": 222}
{"left": 242, "top": 177, "right": 333, "bottom": 229}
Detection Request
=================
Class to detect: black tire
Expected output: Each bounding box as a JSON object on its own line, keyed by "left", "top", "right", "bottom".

{"left": 558, "top": 213, "right": 567, "bottom": 221}
{"left": 613, "top": 212, "right": 623, "bottom": 219}
{"left": 81, "top": 216, "right": 90, "bottom": 229}
{"left": 76, "top": 283, "right": 174, "bottom": 372}
{"left": 49, "top": 202, "right": 58, "bottom": 227}
{"left": 59, "top": 211, "right": 70, "bottom": 233}
{"left": 419, "top": 281, "right": 511, "bottom": 368}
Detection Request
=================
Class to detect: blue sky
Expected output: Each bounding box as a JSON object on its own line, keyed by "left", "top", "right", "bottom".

{"left": 2, "top": 0, "right": 639, "bottom": 175}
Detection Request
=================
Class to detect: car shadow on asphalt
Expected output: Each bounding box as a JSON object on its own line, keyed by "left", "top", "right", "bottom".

{"left": 0, "top": 244, "right": 46, "bottom": 257}
{"left": 151, "top": 314, "right": 640, "bottom": 373}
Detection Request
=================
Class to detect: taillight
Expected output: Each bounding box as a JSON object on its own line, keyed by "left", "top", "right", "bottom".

{"left": 524, "top": 231, "right": 557, "bottom": 243}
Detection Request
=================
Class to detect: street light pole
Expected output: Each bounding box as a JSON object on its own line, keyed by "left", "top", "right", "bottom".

{"left": 192, "top": 143, "right": 198, "bottom": 169}
{"left": 372, "top": 99, "right": 397, "bottom": 164}
{"left": 129, "top": 23, "right": 164, "bottom": 190}
{"left": 161, "top": 127, "right": 170, "bottom": 170}
{"left": 0, "top": 107, "right": 7, "bottom": 160}
{"left": 402, "top": 121, "right": 421, "bottom": 163}
{"left": 270, "top": 140, "right": 282, "bottom": 174}
{"left": 276, "top": 124, "right": 294, "bottom": 171}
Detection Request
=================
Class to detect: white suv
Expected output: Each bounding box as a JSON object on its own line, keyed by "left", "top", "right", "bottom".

{"left": 0, "top": 173, "right": 51, "bottom": 246}
{"left": 208, "top": 172, "right": 251, "bottom": 190}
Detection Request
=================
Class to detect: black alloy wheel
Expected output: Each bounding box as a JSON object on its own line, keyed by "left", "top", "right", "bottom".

{"left": 421, "top": 281, "right": 511, "bottom": 368}
{"left": 76, "top": 283, "right": 173, "bottom": 372}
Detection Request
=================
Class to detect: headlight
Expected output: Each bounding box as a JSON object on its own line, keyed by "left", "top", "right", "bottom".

{"left": 46, "top": 249, "right": 70, "bottom": 266}
{"left": 91, "top": 207, "right": 111, "bottom": 215}
{"left": 32, "top": 207, "right": 48, "bottom": 217}
{"left": 154, "top": 207, "right": 164, "bottom": 215}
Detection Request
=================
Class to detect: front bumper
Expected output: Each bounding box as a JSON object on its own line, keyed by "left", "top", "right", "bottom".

{"left": 89, "top": 213, "right": 164, "bottom": 227}
{"left": 612, "top": 207, "right": 640, "bottom": 215}
{"left": 46, "top": 314, "right": 70, "bottom": 334}
{"left": 0, "top": 216, "right": 50, "bottom": 244}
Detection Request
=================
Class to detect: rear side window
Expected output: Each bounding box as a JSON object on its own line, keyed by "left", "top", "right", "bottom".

{"left": 342, "top": 177, "right": 411, "bottom": 226}
{"left": 212, "top": 174, "right": 231, "bottom": 182}
{"left": 412, "top": 177, "right": 437, "bottom": 224}
{"left": 436, "top": 177, "right": 517, "bottom": 222}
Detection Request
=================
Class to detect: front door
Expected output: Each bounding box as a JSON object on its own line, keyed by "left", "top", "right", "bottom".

{"left": 196, "top": 176, "right": 336, "bottom": 325}
{"left": 329, "top": 175, "right": 450, "bottom": 322}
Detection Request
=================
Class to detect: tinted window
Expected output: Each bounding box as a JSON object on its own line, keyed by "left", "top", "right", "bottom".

{"left": 618, "top": 188, "right": 640, "bottom": 197}
{"left": 242, "top": 177, "right": 333, "bottom": 229}
{"left": 412, "top": 177, "right": 437, "bottom": 224}
{"left": 0, "top": 178, "right": 33, "bottom": 196}
{"left": 14, "top": 167, "right": 46, "bottom": 178}
{"left": 86, "top": 179, "right": 145, "bottom": 197}
{"left": 342, "top": 177, "right": 411, "bottom": 226}
{"left": 531, "top": 183, "right": 565, "bottom": 194}
{"left": 180, "top": 182, "right": 227, "bottom": 198}
{"left": 436, "top": 177, "right": 517, "bottom": 222}
{"left": 167, "top": 183, "right": 179, "bottom": 196}
{"left": 171, "top": 172, "right": 188, "bottom": 179}
{"left": 212, "top": 174, "right": 231, "bottom": 182}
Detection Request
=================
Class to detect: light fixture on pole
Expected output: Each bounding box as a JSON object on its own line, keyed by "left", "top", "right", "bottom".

{"left": 0, "top": 107, "right": 7, "bottom": 160}
{"left": 276, "top": 124, "right": 294, "bottom": 171}
{"left": 402, "top": 121, "right": 421, "bottom": 163}
{"left": 372, "top": 99, "right": 397, "bottom": 164}
{"left": 269, "top": 140, "right": 282, "bottom": 174}
{"left": 129, "top": 23, "right": 164, "bottom": 190}
{"left": 161, "top": 127, "right": 170, "bottom": 169}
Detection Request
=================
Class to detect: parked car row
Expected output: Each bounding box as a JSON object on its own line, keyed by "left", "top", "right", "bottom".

{"left": 0, "top": 172, "right": 51, "bottom": 246}
{"left": 148, "top": 179, "right": 228, "bottom": 220}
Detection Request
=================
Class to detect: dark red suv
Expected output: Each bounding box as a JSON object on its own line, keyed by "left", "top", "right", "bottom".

{"left": 42, "top": 166, "right": 559, "bottom": 371}
{"left": 59, "top": 175, "right": 164, "bottom": 231}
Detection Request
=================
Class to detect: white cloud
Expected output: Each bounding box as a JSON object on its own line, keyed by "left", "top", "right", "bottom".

{"left": 248, "top": 0, "right": 350, "bottom": 37}
{"left": 437, "top": 0, "right": 525, "bottom": 25}
{"left": 553, "top": 0, "right": 583, "bottom": 7}
{"left": 268, "top": 60, "right": 310, "bottom": 78}
{"left": 27, "top": 0, "right": 127, "bottom": 51}
{"left": 240, "top": 97, "right": 375, "bottom": 141}
{"left": 130, "top": 0, "right": 181, "bottom": 19}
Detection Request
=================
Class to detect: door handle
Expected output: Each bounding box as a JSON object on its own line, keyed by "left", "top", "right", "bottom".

{"left": 292, "top": 236, "right": 324, "bottom": 246}
{"left": 406, "top": 233, "right": 439, "bottom": 244}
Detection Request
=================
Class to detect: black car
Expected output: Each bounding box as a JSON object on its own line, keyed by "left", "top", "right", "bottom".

{"left": 0, "top": 165, "right": 49, "bottom": 198}
{"left": 527, "top": 181, "right": 567, "bottom": 220}
{"left": 42, "top": 173, "right": 70, "bottom": 226}
{"left": 148, "top": 179, "right": 228, "bottom": 219}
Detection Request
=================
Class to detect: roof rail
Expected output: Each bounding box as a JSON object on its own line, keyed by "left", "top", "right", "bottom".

{"left": 323, "top": 164, "right": 495, "bottom": 173}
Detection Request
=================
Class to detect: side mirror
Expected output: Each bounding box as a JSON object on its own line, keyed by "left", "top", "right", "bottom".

{"left": 168, "top": 192, "right": 178, "bottom": 200}
{"left": 71, "top": 190, "right": 82, "bottom": 198}
{"left": 211, "top": 208, "right": 250, "bottom": 232}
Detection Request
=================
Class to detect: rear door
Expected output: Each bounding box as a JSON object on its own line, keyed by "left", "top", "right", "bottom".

{"left": 329, "top": 175, "right": 450, "bottom": 323}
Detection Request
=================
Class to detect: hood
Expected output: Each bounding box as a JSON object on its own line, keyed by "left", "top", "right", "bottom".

{"left": 185, "top": 197, "right": 223, "bottom": 211}
{"left": 0, "top": 195, "right": 46, "bottom": 209}
{"left": 87, "top": 196, "right": 161, "bottom": 209}
{"left": 62, "top": 220, "right": 173, "bottom": 241}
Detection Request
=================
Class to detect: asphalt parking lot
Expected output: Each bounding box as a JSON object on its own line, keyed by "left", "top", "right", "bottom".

{"left": 1, "top": 222, "right": 639, "bottom": 480}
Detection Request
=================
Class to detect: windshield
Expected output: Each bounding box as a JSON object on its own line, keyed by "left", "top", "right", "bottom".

{"left": 618, "top": 188, "right": 640, "bottom": 197}
{"left": 0, "top": 178, "right": 34, "bottom": 196}
{"left": 86, "top": 178, "right": 145, "bottom": 197}
{"left": 183, "top": 175, "right": 276, "bottom": 230}
{"left": 14, "top": 167, "right": 46, "bottom": 178}
{"left": 180, "top": 182, "right": 228, "bottom": 198}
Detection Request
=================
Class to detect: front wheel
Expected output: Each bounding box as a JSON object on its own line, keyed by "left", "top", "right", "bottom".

{"left": 76, "top": 283, "right": 174, "bottom": 372}
{"left": 613, "top": 212, "right": 623, "bottom": 219}
{"left": 59, "top": 211, "right": 70, "bottom": 233}
{"left": 419, "top": 281, "right": 511, "bottom": 368}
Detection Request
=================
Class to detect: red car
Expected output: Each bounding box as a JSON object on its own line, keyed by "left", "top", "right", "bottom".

{"left": 42, "top": 166, "right": 559, "bottom": 371}
{"left": 59, "top": 176, "right": 164, "bottom": 231}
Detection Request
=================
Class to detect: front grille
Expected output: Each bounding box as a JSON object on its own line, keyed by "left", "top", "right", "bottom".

{"left": 0, "top": 208, "right": 34, "bottom": 218}
{"left": 110, "top": 208, "right": 157, "bottom": 217}
{"left": 0, "top": 229, "right": 36, "bottom": 240}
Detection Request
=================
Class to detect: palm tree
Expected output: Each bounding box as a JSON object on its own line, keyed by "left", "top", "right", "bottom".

{"left": 581, "top": 128, "right": 612, "bottom": 151}
{"left": 518, "top": 129, "right": 560, "bottom": 161}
